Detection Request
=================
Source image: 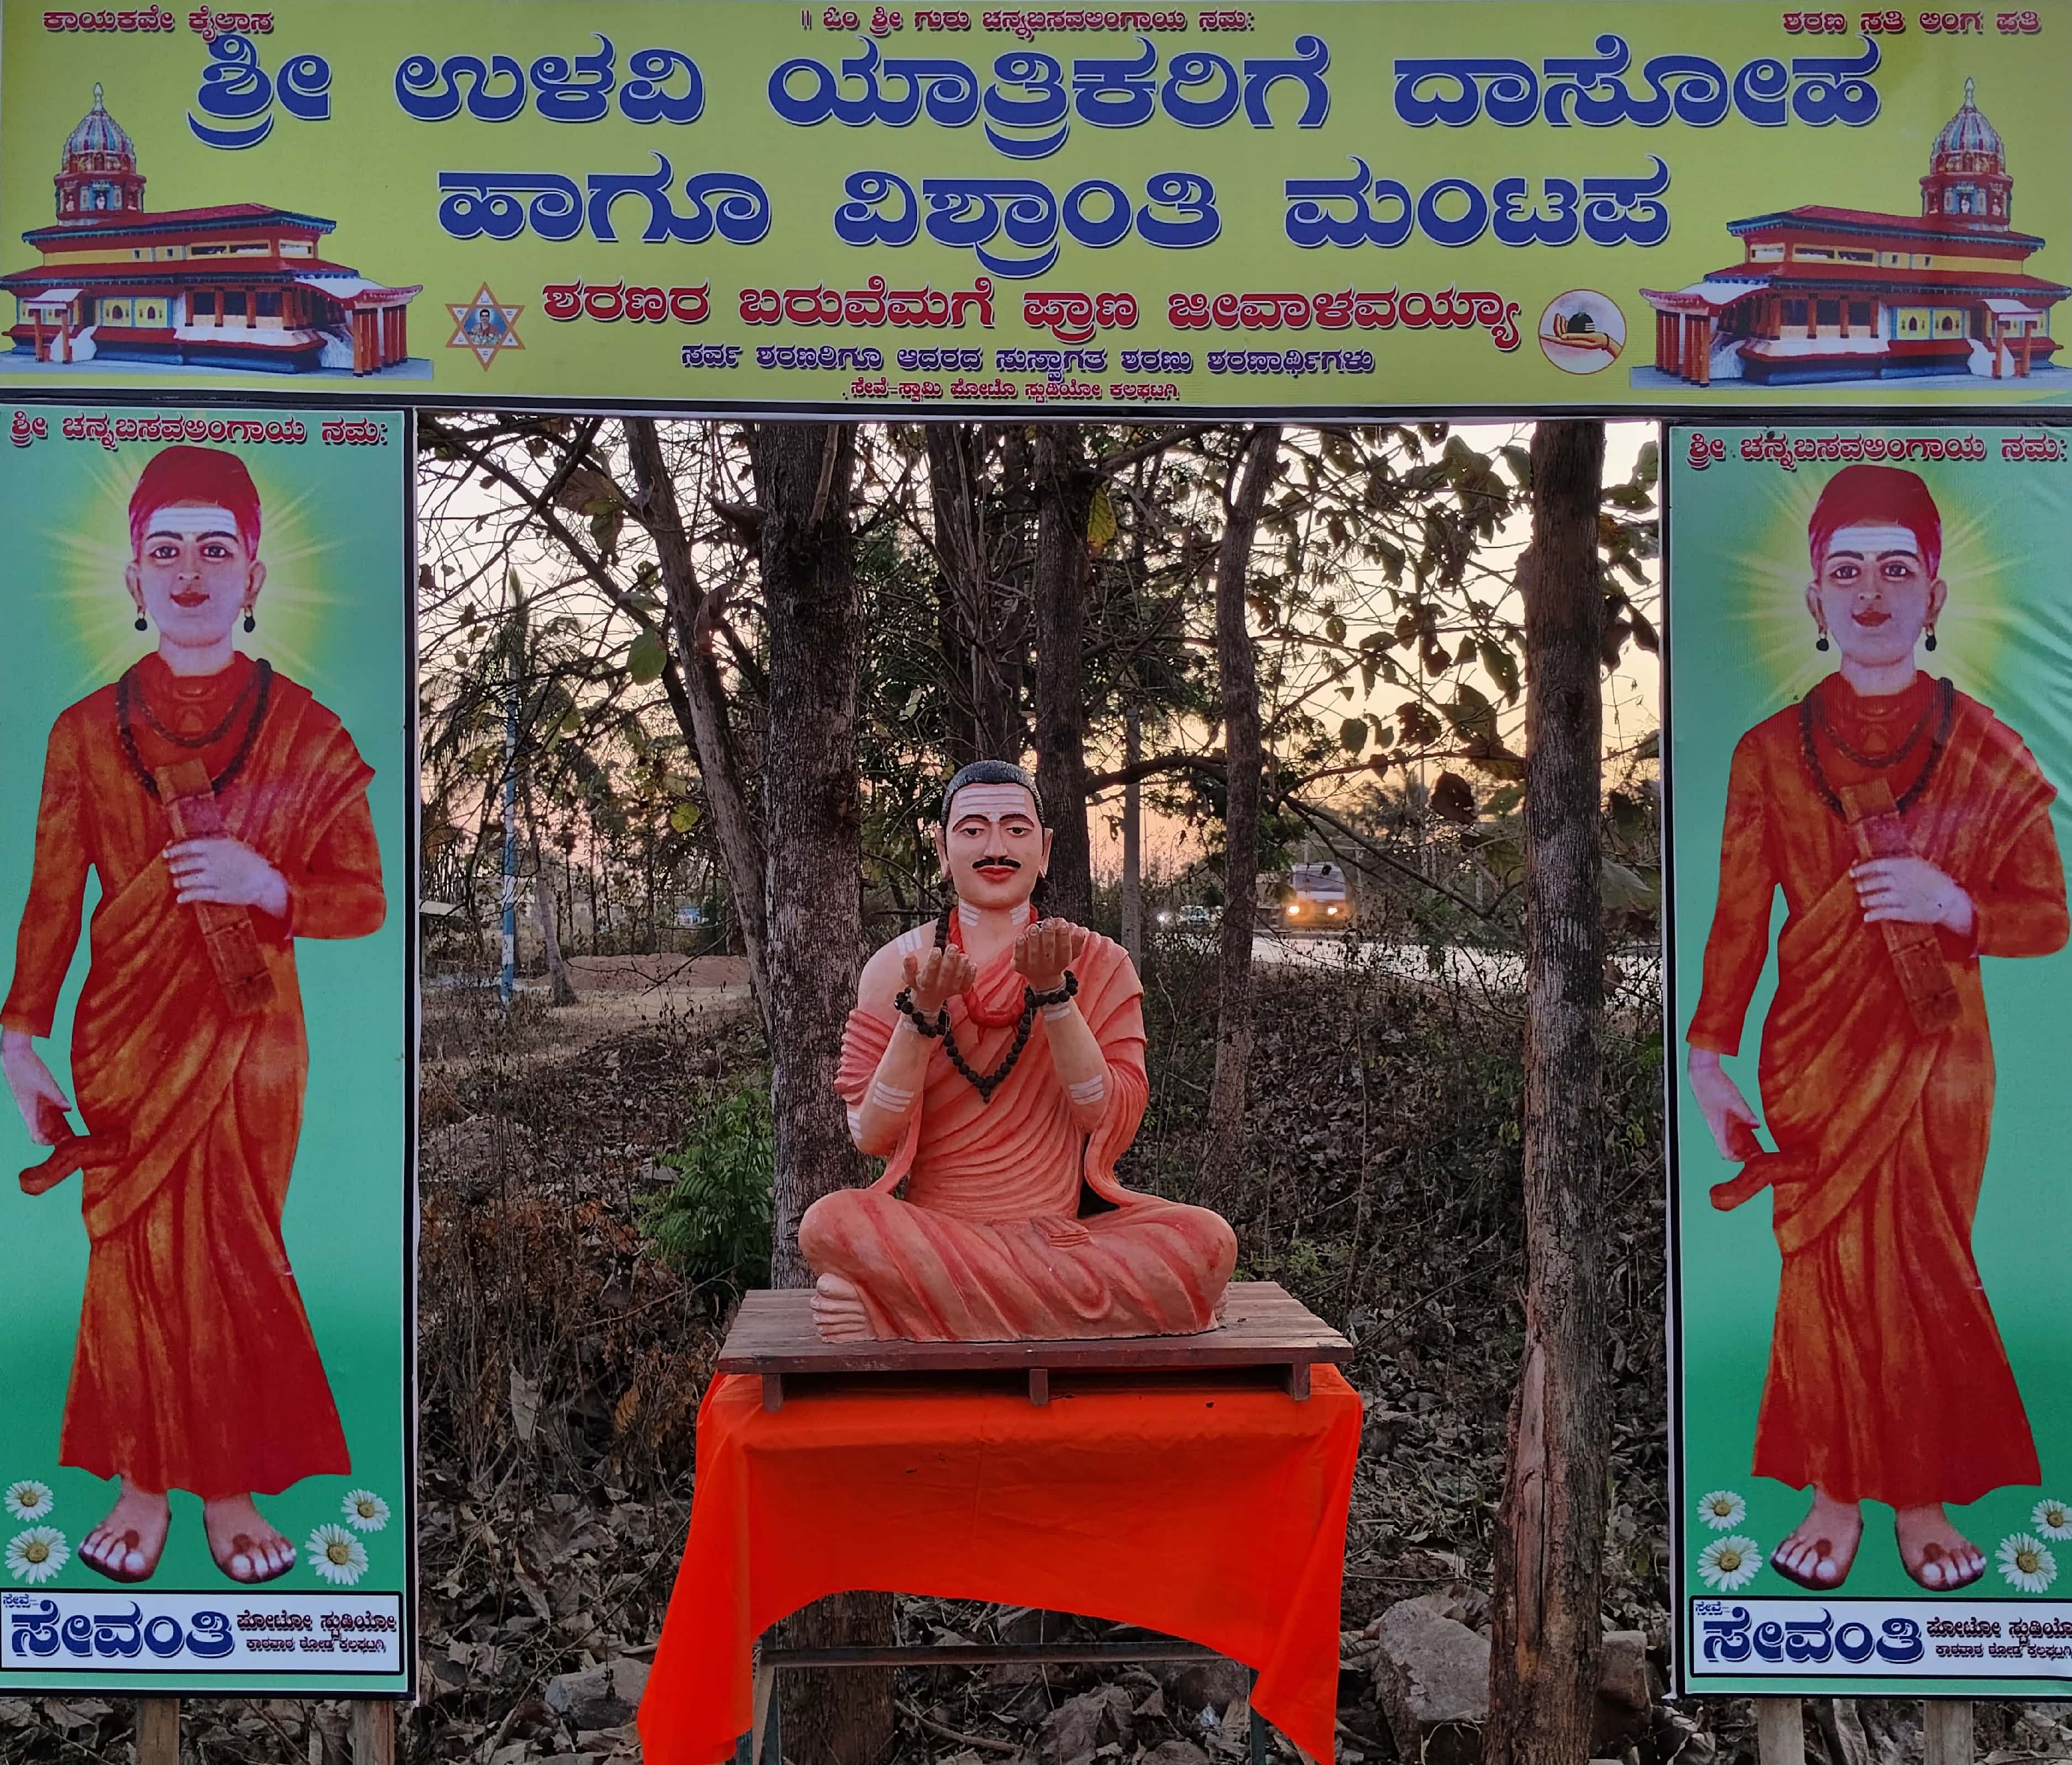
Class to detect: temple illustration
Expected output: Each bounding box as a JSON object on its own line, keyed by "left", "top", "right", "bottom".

{"left": 1641, "top": 79, "right": 2069, "bottom": 386}
{"left": 3, "top": 84, "right": 420, "bottom": 375}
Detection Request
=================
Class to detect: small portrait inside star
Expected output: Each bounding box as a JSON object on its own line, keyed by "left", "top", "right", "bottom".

{"left": 447, "top": 286, "right": 525, "bottom": 369}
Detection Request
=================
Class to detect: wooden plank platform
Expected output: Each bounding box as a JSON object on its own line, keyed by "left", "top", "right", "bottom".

{"left": 716, "top": 1281, "right": 1352, "bottom": 1409}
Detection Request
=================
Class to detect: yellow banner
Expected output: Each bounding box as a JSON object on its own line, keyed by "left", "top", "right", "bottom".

{"left": 4, "top": 0, "right": 2071, "bottom": 412}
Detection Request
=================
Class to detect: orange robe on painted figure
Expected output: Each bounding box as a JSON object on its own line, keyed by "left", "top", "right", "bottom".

{"left": 1691, "top": 668, "right": 2067, "bottom": 1510}
{"left": 3, "top": 650, "right": 385, "bottom": 1499}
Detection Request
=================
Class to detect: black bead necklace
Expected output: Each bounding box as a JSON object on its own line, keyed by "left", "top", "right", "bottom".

{"left": 116, "top": 660, "right": 273, "bottom": 798}
{"left": 890, "top": 901, "right": 1077, "bottom": 1104}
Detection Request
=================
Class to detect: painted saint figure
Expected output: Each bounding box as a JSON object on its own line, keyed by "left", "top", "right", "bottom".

{"left": 1687, "top": 464, "right": 2069, "bottom": 1592}
{"left": 802, "top": 761, "right": 1237, "bottom": 1341}
{"left": 1, "top": 446, "right": 386, "bottom": 1584}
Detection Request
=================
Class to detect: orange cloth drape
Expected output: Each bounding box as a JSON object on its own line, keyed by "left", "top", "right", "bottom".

{"left": 639, "top": 1367, "right": 1361, "bottom": 1764}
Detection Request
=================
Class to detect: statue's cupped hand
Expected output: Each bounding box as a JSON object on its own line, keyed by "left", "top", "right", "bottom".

{"left": 1013, "top": 918, "right": 1089, "bottom": 995}
{"left": 902, "top": 945, "right": 979, "bottom": 1015}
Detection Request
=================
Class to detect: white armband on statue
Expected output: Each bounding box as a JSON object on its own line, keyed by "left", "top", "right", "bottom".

{"left": 1042, "top": 1000, "right": 1077, "bottom": 1021}
{"left": 846, "top": 1105, "right": 865, "bottom": 1137}
{"left": 1067, "top": 1074, "right": 1107, "bottom": 1107}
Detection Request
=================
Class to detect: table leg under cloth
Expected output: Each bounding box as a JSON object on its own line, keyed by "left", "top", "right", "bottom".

{"left": 637, "top": 1367, "right": 1363, "bottom": 1764}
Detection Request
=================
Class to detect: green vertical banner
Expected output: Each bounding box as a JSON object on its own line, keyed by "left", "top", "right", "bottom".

{"left": 1667, "top": 422, "right": 2072, "bottom": 1694}
{"left": 0, "top": 403, "right": 412, "bottom": 1694}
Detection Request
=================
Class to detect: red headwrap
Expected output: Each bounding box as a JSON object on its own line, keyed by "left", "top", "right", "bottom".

{"left": 127, "top": 446, "right": 263, "bottom": 557}
{"left": 1807, "top": 463, "right": 1942, "bottom": 577}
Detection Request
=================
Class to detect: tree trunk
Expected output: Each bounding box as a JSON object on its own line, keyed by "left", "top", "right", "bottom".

{"left": 1030, "top": 425, "right": 1096, "bottom": 926}
{"left": 925, "top": 424, "right": 1018, "bottom": 765}
{"left": 622, "top": 417, "right": 772, "bottom": 1039}
{"left": 1205, "top": 425, "right": 1281, "bottom": 1180}
{"left": 532, "top": 849, "right": 577, "bottom": 1006}
{"left": 747, "top": 420, "right": 893, "bottom": 1765}
{"left": 1120, "top": 696, "right": 1143, "bottom": 967}
{"left": 1486, "top": 420, "right": 1609, "bottom": 1765}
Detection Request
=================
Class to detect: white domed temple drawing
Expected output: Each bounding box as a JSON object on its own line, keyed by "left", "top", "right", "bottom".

{"left": 1641, "top": 79, "right": 2068, "bottom": 386}
{"left": 3, "top": 83, "right": 420, "bottom": 375}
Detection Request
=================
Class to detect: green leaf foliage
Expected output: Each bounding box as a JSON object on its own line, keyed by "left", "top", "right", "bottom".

{"left": 627, "top": 628, "right": 668, "bottom": 685}
{"left": 639, "top": 1084, "right": 775, "bottom": 1294}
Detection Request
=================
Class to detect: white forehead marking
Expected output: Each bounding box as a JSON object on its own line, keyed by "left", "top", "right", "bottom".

{"left": 1822, "top": 523, "right": 1921, "bottom": 561}
{"left": 142, "top": 505, "right": 241, "bottom": 540}
{"left": 949, "top": 784, "right": 1039, "bottom": 823}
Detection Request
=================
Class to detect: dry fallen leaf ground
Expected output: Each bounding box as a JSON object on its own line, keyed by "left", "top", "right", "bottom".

{"left": 6, "top": 954, "right": 2069, "bottom": 1762}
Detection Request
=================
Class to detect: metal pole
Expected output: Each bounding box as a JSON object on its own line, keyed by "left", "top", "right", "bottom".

{"left": 500, "top": 660, "right": 516, "bottom": 1009}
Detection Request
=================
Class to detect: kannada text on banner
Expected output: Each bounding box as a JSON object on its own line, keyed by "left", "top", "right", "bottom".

{"left": 0, "top": 403, "right": 414, "bottom": 1696}
{"left": 2, "top": 2, "right": 2071, "bottom": 412}
{"left": 1665, "top": 420, "right": 2072, "bottom": 1695}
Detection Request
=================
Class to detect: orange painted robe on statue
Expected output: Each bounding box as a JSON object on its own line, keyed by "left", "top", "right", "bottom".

{"left": 2, "top": 652, "right": 385, "bottom": 1498}
{"left": 801, "top": 922, "right": 1237, "bottom": 1339}
{"left": 1690, "top": 671, "right": 2068, "bottom": 1510}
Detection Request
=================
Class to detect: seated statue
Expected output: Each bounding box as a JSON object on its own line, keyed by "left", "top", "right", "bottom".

{"left": 800, "top": 760, "right": 1238, "bottom": 1343}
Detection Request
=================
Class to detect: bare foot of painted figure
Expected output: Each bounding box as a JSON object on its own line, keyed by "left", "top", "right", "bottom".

{"left": 1896, "top": 1504, "right": 1986, "bottom": 1590}
{"left": 1772, "top": 1489, "right": 1864, "bottom": 1589}
{"left": 203, "top": 1495, "right": 295, "bottom": 1583}
{"left": 80, "top": 1481, "right": 170, "bottom": 1583}
{"left": 810, "top": 1271, "right": 877, "bottom": 1343}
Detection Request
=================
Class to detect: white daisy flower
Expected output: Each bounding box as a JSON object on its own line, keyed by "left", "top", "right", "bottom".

{"left": 1697, "top": 1535, "right": 1763, "bottom": 1592}
{"left": 6, "top": 1527, "right": 67, "bottom": 1585}
{"left": 307, "top": 1523, "right": 368, "bottom": 1587}
{"left": 3, "top": 1481, "right": 54, "bottom": 1523}
{"left": 2032, "top": 1499, "right": 2072, "bottom": 1542}
{"left": 341, "top": 1490, "right": 390, "bottom": 1534}
{"left": 1998, "top": 1533, "right": 2058, "bottom": 1594}
{"left": 1696, "top": 1490, "right": 1746, "bottom": 1532}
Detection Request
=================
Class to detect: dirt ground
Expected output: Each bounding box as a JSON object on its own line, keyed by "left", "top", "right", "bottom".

{"left": 8, "top": 962, "right": 2069, "bottom": 1763}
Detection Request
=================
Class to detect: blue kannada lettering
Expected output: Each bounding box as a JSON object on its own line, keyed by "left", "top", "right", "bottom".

{"left": 1284, "top": 156, "right": 1668, "bottom": 249}
{"left": 439, "top": 166, "right": 769, "bottom": 244}
{"left": 530, "top": 34, "right": 616, "bottom": 122}
{"left": 7, "top": 1600, "right": 237, "bottom": 1662}
{"left": 835, "top": 169, "right": 1217, "bottom": 276}
{"left": 770, "top": 35, "right": 981, "bottom": 126}
{"left": 770, "top": 34, "right": 1333, "bottom": 156}
{"left": 396, "top": 38, "right": 705, "bottom": 124}
{"left": 1698, "top": 1607, "right": 1925, "bottom": 1667}
{"left": 188, "top": 33, "right": 329, "bottom": 149}
{"left": 1392, "top": 34, "right": 1878, "bottom": 128}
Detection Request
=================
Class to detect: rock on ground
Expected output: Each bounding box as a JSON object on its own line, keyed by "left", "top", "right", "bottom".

{"left": 1036, "top": 1684, "right": 1137, "bottom": 1764}
{"left": 1372, "top": 1597, "right": 1490, "bottom": 1765}
{"left": 1159, "top": 1656, "right": 1252, "bottom": 1726}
